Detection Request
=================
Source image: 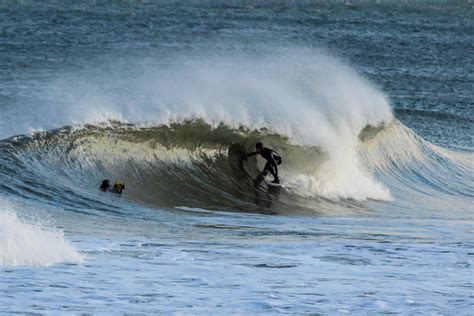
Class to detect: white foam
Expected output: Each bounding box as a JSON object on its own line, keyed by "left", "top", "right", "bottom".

{"left": 284, "top": 169, "right": 392, "bottom": 202}
{"left": 0, "top": 202, "right": 84, "bottom": 267}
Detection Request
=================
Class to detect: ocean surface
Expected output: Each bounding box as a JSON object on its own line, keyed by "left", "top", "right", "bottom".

{"left": 1, "top": 1, "right": 473, "bottom": 314}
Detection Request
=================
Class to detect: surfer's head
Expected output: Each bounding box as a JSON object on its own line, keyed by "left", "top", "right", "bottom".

{"left": 255, "top": 142, "right": 263, "bottom": 152}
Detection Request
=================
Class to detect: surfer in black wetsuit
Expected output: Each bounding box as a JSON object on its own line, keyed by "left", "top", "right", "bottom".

{"left": 100, "top": 179, "right": 110, "bottom": 191}
{"left": 244, "top": 142, "right": 282, "bottom": 184}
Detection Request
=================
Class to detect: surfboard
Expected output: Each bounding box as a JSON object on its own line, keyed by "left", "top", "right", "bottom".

{"left": 254, "top": 173, "right": 282, "bottom": 190}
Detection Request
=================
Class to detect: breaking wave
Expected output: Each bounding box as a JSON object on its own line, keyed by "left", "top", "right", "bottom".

{"left": 1, "top": 119, "right": 471, "bottom": 217}
{"left": 0, "top": 49, "right": 471, "bottom": 217}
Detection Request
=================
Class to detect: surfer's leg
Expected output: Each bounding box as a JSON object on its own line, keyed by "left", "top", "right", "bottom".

{"left": 266, "top": 162, "right": 280, "bottom": 183}
{"left": 270, "top": 163, "right": 279, "bottom": 183}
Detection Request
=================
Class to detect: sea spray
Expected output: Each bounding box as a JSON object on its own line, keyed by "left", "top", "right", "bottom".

{"left": 45, "top": 49, "right": 394, "bottom": 200}
{"left": 0, "top": 201, "right": 84, "bottom": 267}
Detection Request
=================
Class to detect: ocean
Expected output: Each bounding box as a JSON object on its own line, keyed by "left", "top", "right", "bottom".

{"left": 0, "top": 1, "right": 473, "bottom": 314}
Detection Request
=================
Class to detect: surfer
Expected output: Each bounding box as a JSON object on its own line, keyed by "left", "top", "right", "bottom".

{"left": 243, "top": 142, "right": 282, "bottom": 184}
{"left": 100, "top": 179, "right": 110, "bottom": 191}
{"left": 112, "top": 181, "right": 125, "bottom": 194}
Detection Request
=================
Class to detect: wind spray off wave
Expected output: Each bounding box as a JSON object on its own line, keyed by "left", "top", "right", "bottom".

{"left": 39, "top": 50, "right": 394, "bottom": 201}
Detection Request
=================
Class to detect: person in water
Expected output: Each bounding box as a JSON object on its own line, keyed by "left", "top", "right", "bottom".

{"left": 100, "top": 179, "right": 110, "bottom": 191}
{"left": 112, "top": 181, "right": 125, "bottom": 194}
{"left": 100, "top": 179, "right": 125, "bottom": 194}
{"left": 244, "top": 142, "right": 282, "bottom": 184}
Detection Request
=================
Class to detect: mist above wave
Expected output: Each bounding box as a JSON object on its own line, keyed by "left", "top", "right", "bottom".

{"left": 46, "top": 49, "right": 393, "bottom": 201}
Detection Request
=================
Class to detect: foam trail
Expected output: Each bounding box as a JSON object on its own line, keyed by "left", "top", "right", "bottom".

{"left": 0, "top": 201, "right": 84, "bottom": 267}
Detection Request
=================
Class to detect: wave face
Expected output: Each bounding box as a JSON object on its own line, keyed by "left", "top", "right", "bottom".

{"left": 1, "top": 119, "right": 471, "bottom": 218}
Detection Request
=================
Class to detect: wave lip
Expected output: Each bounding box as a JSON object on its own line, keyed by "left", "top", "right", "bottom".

{"left": 0, "top": 203, "right": 84, "bottom": 267}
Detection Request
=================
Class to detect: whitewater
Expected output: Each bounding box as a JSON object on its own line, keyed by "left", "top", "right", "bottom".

{"left": 1, "top": 1, "right": 473, "bottom": 315}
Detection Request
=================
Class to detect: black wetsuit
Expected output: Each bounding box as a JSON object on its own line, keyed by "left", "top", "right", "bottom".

{"left": 247, "top": 147, "right": 280, "bottom": 182}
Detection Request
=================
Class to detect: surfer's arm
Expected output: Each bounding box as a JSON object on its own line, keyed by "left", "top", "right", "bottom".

{"left": 244, "top": 151, "right": 258, "bottom": 158}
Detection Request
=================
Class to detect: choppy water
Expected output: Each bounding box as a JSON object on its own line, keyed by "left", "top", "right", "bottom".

{"left": 1, "top": 1, "right": 473, "bottom": 314}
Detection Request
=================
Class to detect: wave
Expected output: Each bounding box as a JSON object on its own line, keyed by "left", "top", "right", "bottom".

{"left": 1, "top": 119, "right": 472, "bottom": 217}
{"left": 0, "top": 121, "right": 368, "bottom": 215}
{"left": 0, "top": 49, "right": 471, "bottom": 217}
{"left": 360, "top": 121, "right": 474, "bottom": 202}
